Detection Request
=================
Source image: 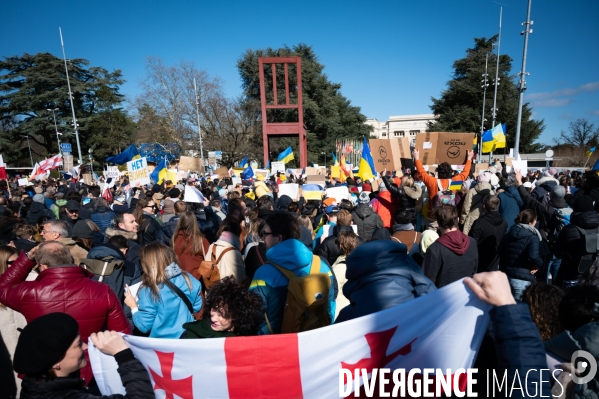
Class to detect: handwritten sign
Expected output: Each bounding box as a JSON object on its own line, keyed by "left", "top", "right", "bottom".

{"left": 127, "top": 157, "right": 150, "bottom": 186}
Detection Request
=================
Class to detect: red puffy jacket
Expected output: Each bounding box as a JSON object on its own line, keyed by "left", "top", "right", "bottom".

{"left": 0, "top": 251, "right": 131, "bottom": 384}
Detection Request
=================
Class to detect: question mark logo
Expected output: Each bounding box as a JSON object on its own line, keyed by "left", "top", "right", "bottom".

{"left": 571, "top": 350, "right": 597, "bottom": 385}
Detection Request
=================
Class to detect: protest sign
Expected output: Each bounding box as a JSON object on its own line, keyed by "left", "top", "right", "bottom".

{"left": 105, "top": 166, "right": 120, "bottom": 181}
{"left": 215, "top": 167, "right": 229, "bottom": 179}
{"left": 305, "top": 167, "right": 318, "bottom": 176}
{"left": 231, "top": 177, "right": 242, "bottom": 186}
{"left": 330, "top": 165, "right": 340, "bottom": 179}
{"left": 178, "top": 156, "right": 204, "bottom": 173}
{"left": 127, "top": 157, "right": 151, "bottom": 186}
{"left": 278, "top": 183, "right": 299, "bottom": 200}
{"left": 511, "top": 160, "right": 528, "bottom": 174}
{"left": 271, "top": 161, "right": 285, "bottom": 175}
{"left": 321, "top": 224, "right": 358, "bottom": 242}
{"left": 369, "top": 138, "right": 411, "bottom": 172}
{"left": 165, "top": 169, "right": 178, "bottom": 183}
{"left": 306, "top": 175, "right": 325, "bottom": 187}
{"left": 183, "top": 185, "right": 205, "bottom": 203}
{"left": 82, "top": 173, "right": 92, "bottom": 185}
{"left": 474, "top": 163, "right": 489, "bottom": 176}
{"left": 17, "top": 178, "right": 29, "bottom": 186}
{"left": 415, "top": 132, "right": 475, "bottom": 165}
{"left": 325, "top": 186, "right": 349, "bottom": 204}
{"left": 254, "top": 169, "right": 269, "bottom": 180}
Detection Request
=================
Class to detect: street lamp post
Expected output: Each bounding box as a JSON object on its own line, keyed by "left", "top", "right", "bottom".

{"left": 88, "top": 148, "right": 94, "bottom": 177}
{"left": 23, "top": 134, "right": 34, "bottom": 167}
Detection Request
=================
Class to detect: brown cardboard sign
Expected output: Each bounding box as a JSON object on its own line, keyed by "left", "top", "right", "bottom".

{"left": 475, "top": 163, "right": 489, "bottom": 173}
{"left": 505, "top": 158, "right": 514, "bottom": 166}
{"left": 82, "top": 173, "right": 92, "bottom": 185}
{"left": 215, "top": 167, "right": 229, "bottom": 179}
{"left": 306, "top": 175, "right": 325, "bottom": 187}
{"left": 305, "top": 167, "right": 318, "bottom": 176}
{"left": 178, "top": 156, "right": 204, "bottom": 173}
{"left": 415, "top": 132, "right": 475, "bottom": 165}
{"left": 370, "top": 139, "right": 403, "bottom": 172}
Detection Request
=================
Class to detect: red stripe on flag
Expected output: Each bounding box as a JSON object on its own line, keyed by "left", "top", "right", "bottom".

{"left": 225, "top": 334, "right": 303, "bottom": 399}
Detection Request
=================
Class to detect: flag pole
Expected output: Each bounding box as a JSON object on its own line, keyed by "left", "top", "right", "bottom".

{"left": 514, "top": 0, "right": 533, "bottom": 160}
{"left": 490, "top": 7, "right": 502, "bottom": 163}
{"left": 480, "top": 50, "right": 490, "bottom": 164}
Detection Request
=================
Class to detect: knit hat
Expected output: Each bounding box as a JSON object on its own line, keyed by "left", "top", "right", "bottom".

{"left": 218, "top": 189, "right": 227, "bottom": 198}
{"left": 573, "top": 195, "right": 594, "bottom": 213}
{"left": 162, "top": 199, "right": 175, "bottom": 215}
{"left": 169, "top": 188, "right": 181, "bottom": 198}
{"left": 359, "top": 192, "right": 370, "bottom": 204}
{"left": 176, "top": 184, "right": 185, "bottom": 191}
{"left": 72, "top": 220, "right": 93, "bottom": 239}
{"left": 152, "top": 192, "right": 164, "bottom": 204}
{"left": 66, "top": 200, "right": 80, "bottom": 211}
{"left": 350, "top": 186, "right": 359, "bottom": 194}
{"left": 13, "top": 312, "right": 80, "bottom": 375}
{"left": 151, "top": 184, "right": 163, "bottom": 193}
{"left": 550, "top": 185, "right": 566, "bottom": 200}
{"left": 33, "top": 194, "right": 45, "bottom": 204}
{"left": 477, "top": 172, "right": 491, "bottom": 183}
{"left": 276, "top": 195, "right": 293, "bottom": 210}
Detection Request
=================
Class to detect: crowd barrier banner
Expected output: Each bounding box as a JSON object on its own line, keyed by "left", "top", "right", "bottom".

{"left": 90, "top": 279, "right": 491, "bottom": 398}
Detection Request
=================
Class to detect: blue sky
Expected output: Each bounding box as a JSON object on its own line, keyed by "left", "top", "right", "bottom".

{"left": 2, "top": 0, "right": 598, "bottom": 146}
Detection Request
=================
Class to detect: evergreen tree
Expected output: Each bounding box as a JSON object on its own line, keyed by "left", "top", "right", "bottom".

{"left": 237, "top": 44, "right": 371, "bottom": 165}
{"left": 0, "top": 52, "right": 132, "bottom": 164}
{"left": 429, "top": 37, "right": 545, "bottom": 153}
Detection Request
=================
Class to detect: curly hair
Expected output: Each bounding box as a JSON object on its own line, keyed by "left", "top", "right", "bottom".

{"left": 521, "top": 283, "right": 564, "bottom": 341}
{"left": 205, "top": 276, "right": 264, "bottom": 336}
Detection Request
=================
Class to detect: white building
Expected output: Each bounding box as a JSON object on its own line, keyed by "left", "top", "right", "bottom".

{"left": 366, "top": 114, "right": 437, "bottom": 144}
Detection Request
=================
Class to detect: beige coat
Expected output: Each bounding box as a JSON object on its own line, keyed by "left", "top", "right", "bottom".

{"left": 460, "top": 182, "right": 494, "bottom": 235}
{"left": 207, "top": 236, "right": 246, "bottom": 281}
{"left": 57, "top": 237, "right": 89, "bottom": 265}
{"left": 254, "top": 181, "right": 271, "bottom": 199}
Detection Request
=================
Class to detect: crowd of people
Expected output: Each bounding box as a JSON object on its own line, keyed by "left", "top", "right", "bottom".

{"left": 0, "top": 149, "right": 597, "bottom": 398}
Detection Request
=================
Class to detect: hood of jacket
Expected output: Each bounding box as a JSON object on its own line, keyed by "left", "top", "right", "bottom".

{"left": 508, "top": 223, "right": 539, "bottom": 241}
{"left": 436, "top": 230, "right": 470, "bottom": 255}
{"left": 57, "top": 237, "right": 76, "bottom": 246}
{"left": 404, "top": 185, "right": 422, "bottom": 200}
{"left": 165, "top": 262, "right": 183, "bottom": 279}
{"left": 501, "top": 186, "right": 524, "bottom": 207}
{"left": 26, "top": 201, "right": 50, "bottom": 222}
{"left": 354, "top": 203, "right": 374, "bottom": 219}
{"left": 480, "top": 211, "right": 505, "bottom": 227}
{"left": 473, "top": 181, "right": 493, "bottom": 194}
{"left": 571, "top": 210, "right": 599, "bottom": 229}
{"left": 105, "top": 226, "right": 138, "bottom": 241}
{"left": 87, "top": 243, "right": 125, "bottom": 260}
{"left": 332, "top": 224, "right": 354, "bottom": 237}
{"left": 536, "top": 176, "right": 559, "bottom": 189}
{"left": 93, "top": 205, "right": 114, "bottom": 214}
{"left": 215, "top": 232, "right": 241, "bottom": 250}
{"left": 266, "top": 239, "right": 315, "bottom": 272}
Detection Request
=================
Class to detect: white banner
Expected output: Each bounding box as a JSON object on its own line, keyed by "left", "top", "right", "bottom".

{"left": 271, "top": 161, "right": 286, "bottom": 175}
{"left": 127, "top": 157, "right": 150, "bottom": 186}
{"left": 90, "top": 280, "right": 491, "bottom": 398}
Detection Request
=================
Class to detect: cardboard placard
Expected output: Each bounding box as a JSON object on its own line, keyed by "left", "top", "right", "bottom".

{"left": 215, "top": 167, "right": 229, "bottom": 179}
{"left": 127, "top": 157, "right": 151, "bottom": 186}
{"left": 505, "top": 158, "right": 514, "bottom": 166}
{"left": 178, "top": 156, "right": 204, "bottom": 173}
{"left": 82, "top": 173, "right": 92, "bottom": 185}
{"left": 317, "top": 166, "right": 326, "bottom": 175}
{"left": 278, "top": 183, "right": 299, "bottom": 200}
{"left": 370, "top": 178, "right": 380, "bottom": 192}
{"left": 415, "top": 132, "right": 475, "bottom": 165}
{"left": 165, "top": 169, "right": 178, "bottom": 183}
{"left": 475, "top": 163, "right": 489, "bottom": 173}
{"left": 369, "top": 139, "right": 403, "bottom": 172}
{"left": 305, "top": 167, "right": 318, "bottom": 176}
{"left": 306, "top": 175, "right": 325, "bottom": 187}
{"left": 254, "top": 169, "right": 269, "bottom": 180}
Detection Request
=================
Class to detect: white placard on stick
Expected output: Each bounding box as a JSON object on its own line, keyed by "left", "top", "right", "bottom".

{"left": 511, "top": 160, "right": 528, "bottom": 174}
{"left": 278, "top": 183, "right": 299, "bottom": 201}
{"left": 127, "top": 157, "right": 150, "bottom": 186}
{"left": 271, "top": 162, "right": 285, "bottom": 175}
{"left": 18, "top": 178, "right": 29, "bottom": 186}
{"left": 105, "top": 166, "right": 120, "bottom": 181}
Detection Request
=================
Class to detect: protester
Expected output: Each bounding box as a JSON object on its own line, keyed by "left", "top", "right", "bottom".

{"left": 468, "top": 195, "right": 507, "bottom": 272}
{"left": 498, "top": 174, "right": 524, "bottom": 232}
{"left": 336, "top": 240, "right": 435, "bottom": 323}
{"left": 391, "top": 209, "right": 421, "bottom": 255}
{"left": 172, "top": 210, "right": 210, "bottom": 280}
{"left": 26, "top": 193, "right": 55, "bottom": 225}
{"left": 41, "top": 219, "right": 88, "bottom": 265}
{"left": 421, "top": 205, "right": 478, "bottom": 287}
{"left": 460, "top": 172, "right": 495, "bottom": 234}
{"left": 182, "top": 276, "right": 263, "bottom": 338}
{"left": 207, "top": 220, "right": 246, "bottom": 281}
{"left": 499, "top": 209, "right": 544, "bottom": 300}
{"left": 249, "top": 212, "right": 337, "bottom": 334}
{"left": 381, "top": 172, "right": 422, "bottom": 224}
{"left": 330, "top": 230, "right": 360, "bottom": 320}
{"left": 0, "top": 242, "right": 131, "bottom": 385}
{"left": 351, "top": 192, "right": 383, "bottom": 241}
{"left": 371, "top": 182, "right": 395, "bottom": 229}
{"left": 315, "top": 209, "right": 364, "bottom": 266}
{"left": 132, "top": 197, "right": 162, "bottom": 245}
{"left": 11, "top": 223, "right": 36, "bottom": 253}
{"left": 14, "top": 313, "right": 154, "bottom": 398}
{"left": 105, "top": 213, "right": 142, "bottom": 273}
{"left": 90, "top": 197, "right": 115, "bottom": 234}
{"left": 60, "top": 199, "right": 83, "bottom": 233}
{"left": 124, "top": 242, "right": 202, "bottom": 338}
{"left": 520, "top": 283, "right": 564, "bottom": 341}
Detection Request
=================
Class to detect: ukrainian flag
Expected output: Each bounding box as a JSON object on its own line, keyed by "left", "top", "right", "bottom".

{"left": 482, "top": 124, "right": 507, "bottom": 153}
{"left": 278, "top": 146, "right": 294, "bottom": 164}
{"left": 150, "top": 158, "right": 167, "bottom": 184}
{"left": 586, "top": 147, "right": 596, "bottom": 158}
{"left": 106, "top": 144, "right": 140, "bottom": 165}
{"left": 356, "top": 137, "right": 376, "bottom": 181}
{"left": 239, "top": 156, "right": 248, "bottom": 168}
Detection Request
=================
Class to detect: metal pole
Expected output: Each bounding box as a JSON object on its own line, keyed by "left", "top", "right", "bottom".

{"left": 59, "top": 28, "right": 83, "bottom": 165}
{"left": 514, "top": 0, "right": 533, "bottom": 160}
{"left": 480, "top": 51, "right": 489, "bottom": 163}
{"left": 24, "top": 134, "right": 34, "bottom": 167}
{"left": 193, "top": 78, "right": 205, "bottom": 160}
{"left": 48, "top": 108, "right": 61, "bottom": 153}
{"left": 490, "top": 7, "right": 502, "bottom": 163}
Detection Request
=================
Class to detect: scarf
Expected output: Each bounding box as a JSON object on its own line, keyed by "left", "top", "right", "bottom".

{"left": 518, "top": 223, "right": 542, "bottom": 241}
{"left": 392, "top": 223, "right": 414, "bottom": 233}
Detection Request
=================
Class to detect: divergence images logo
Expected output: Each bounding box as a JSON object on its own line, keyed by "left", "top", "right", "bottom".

{"left": 572, "top": 350, "right": 597, "bottom": 385}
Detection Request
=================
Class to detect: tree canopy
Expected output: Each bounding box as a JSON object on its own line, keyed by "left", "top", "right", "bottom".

{"left": 429, "top": 37, "right": 545, "bottom": 154}
{"left": 237, "top": 44, "right": 371, "bottom": 166}
{"left": 0, "top": 52, "right": 133, "bottom": 165}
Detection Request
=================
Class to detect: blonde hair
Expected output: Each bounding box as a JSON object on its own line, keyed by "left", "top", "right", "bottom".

{"left": 298, "top": 215, "right": 315, "bottom": 241}
{"left": 139, "top": 242, "right": 190, "bottom": 301}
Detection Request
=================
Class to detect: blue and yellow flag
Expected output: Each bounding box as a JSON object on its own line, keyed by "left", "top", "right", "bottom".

{"left": 586, "top": 147, "right": 596, "bottom": 158}
{"left": 356, "top": 137, "right": 376, "bottom": 181}
{"left": 150, "top": 158, "right": 167, "bottom": 184}
{"left": 278, "top": 146, "right": 294, "bottom": 164}
{"left": 482, "top": 124, "right": 507, "bottom": 153}
{"left": 239, "top": 156, "right": 248, "bottom": 168}
{"left": 106, "top": 144, "right": 140, "bottom": 165}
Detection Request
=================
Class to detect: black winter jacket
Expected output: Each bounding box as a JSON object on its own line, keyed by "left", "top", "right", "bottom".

{"left": 499, "top": 224, "right": 544, "bottom": 282}
{"left": 90, "top": 206, "right": 115, "bottom": 234}
{"left": 195, "top": 206, "right": 221, "bottom": 243}
{"left": 351, "top": 204, "right": 383, "bottom": 242}
{"left": 530, "top": 176, "right": 558, "bottom": 202}
{"left": 314, "top": 225, "right": 364, "bottom": 266}
{"left": 158, "top": 215, "right": 181, "bottom": 245}
{"left": 421, "top": 234, "right": 478, "bottom": 288}
{"left": 25, "top": 202, "right": 54, "bottom": 225}
{"left": 335, "top": 240, "right": 436, "bottom": 323}
{"left": 137, "top": 214, "right": 161, "bottom": 245}
{"left": 19, "top": 349, "right": 154, "bottom": 399}
{"left": 469, "top": 211, "right": 507, "bottom": 272}
{"left": 553, "top": 210, "right": 599, "bottom": 286}
{"left": 518, "top": 185, "right": 568, "bottom": 240}
{"left": 381, "top": 175, "right": 421, "bottom": 210}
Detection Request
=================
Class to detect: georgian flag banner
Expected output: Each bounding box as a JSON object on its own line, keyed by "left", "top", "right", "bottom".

{"left": 89, "top": 279, "right": 492, "bottom": 398}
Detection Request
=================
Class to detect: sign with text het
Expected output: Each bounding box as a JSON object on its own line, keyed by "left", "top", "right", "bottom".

{"left": 127, "top": 157, "right": 150, "bottom": 186}
{"left": 61, "top": 143, "right": 72, "bottom": 153}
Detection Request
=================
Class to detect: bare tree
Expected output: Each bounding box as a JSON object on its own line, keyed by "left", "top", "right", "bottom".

{"left": 553, "top": 118, "right": 599, "bottom": 149}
